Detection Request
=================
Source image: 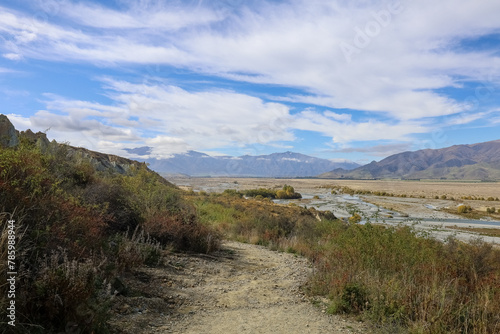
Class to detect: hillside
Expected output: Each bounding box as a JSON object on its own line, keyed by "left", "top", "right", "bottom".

{"left": 126, "top": 149, "right": 359, "bottom": 177}
{"left": 0, "top": 115, "right": 220, "bottom": 333}
{"left": 319, "top": 140, "right": 500, "bottom": 180}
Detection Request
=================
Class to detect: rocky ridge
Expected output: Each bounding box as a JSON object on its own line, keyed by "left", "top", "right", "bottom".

{"left": 0, "top": 114, "right": 148, "bottom": 175}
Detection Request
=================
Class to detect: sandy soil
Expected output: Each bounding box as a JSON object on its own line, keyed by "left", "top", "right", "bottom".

{"left": 109, "top": 241, "right": 367, "bottom": 334}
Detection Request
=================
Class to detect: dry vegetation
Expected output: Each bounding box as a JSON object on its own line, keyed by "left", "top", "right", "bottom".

{"left": 0, "top": 138, "right": 220, "bottom": 333}
{"left": 185, "top": 185, "right": 500, "bottom": 334}
{"left": 445, "top": 226, "right": 500, "bottom": 238}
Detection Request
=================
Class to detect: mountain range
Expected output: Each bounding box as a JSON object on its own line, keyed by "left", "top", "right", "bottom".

{"left": 128, "top": 149, "right": 360, "bottom": 177}
{"left": 319, "top": 140, "right": 500, "bottom": 180}
{"left": 3, "top": 114, "right": 499, "bottom": 180}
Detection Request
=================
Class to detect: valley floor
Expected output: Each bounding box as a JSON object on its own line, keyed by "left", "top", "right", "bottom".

{"left": 170, "top": 177, "right": 500, "bottom": 244}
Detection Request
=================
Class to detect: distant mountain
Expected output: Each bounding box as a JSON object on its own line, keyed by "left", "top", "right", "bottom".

{"left": 128, "top": 150, "right": 360, "bottom": 177}
{"left": 319, "top": 140, "right": 500, "bottom": 180}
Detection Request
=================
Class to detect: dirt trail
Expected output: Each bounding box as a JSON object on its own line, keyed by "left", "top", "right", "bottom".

{"left": 109, "top": 241, "right": 367, "bottom": 334}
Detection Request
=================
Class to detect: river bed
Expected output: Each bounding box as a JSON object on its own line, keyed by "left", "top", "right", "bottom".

{"left": 170, "top": 177, "right": 500, "bottom": 244}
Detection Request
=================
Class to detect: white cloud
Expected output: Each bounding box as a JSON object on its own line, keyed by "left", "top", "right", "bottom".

{"left": 446, "top": 111, "right": 494, "bottom": 126}
{"left": 294, "top": 109, "right": 427, "bottom": 143}
{"left": 32, "top": 77, "right": 456, "bottom": 158}
{"left": 2, "top": 0, "right": 500, "bottom": 157}
{"left": 5, "top": 113, "right": 32, "bottom": 130}
{"left": 144, "top": 136, "right": 190, "bottom": 158}
{"left": 23, "top": 76, "right": 497, "bottom": 159}
{"left": 329, "top": 158, "right": 357, "bottom": 163}
{"left": 55, "top": 1, "right": 222, "bottom": 30}
{"left": 30, "top": 79, "right": 296, "bottom": 158}
{"left": 324, "top": 111, "right": 352, "bottom": 122}
{"left": 2, "top": 53, "right": 22, "bottom": 61}
{"left": 1, "top": 0, "right": 500, "bottom": 120}
{"left": 332, "top": 143, "right": 414, "bottom": 157}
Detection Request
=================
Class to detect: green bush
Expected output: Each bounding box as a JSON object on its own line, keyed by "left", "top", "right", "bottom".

{"left": 244, "top": 185, "right": 301, "bottom": 200}
{"left": 222, "top": 189, "right": 243, "bottom": 198}
{"left": 244, "top": 188, "right": 276, "bottom": 198}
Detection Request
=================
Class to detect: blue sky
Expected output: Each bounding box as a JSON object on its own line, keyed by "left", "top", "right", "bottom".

{"left": 1, "top": 0, "right": 500, "bottom": 164}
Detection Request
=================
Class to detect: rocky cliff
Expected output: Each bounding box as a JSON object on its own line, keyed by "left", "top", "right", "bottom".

{"left": 0, "top": 114, "right": 19, "bottom": 148}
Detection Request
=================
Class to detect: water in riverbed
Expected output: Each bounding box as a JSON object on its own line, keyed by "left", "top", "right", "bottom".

{"left": 274, "top": 192, "right": 500, "bottom": 228}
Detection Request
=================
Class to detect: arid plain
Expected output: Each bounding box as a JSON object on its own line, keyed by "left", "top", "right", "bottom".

{"left": 171, "top": 177, "right": 500, "bottom": 199}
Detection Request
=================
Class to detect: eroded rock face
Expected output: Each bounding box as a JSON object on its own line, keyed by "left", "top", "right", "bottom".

{"left": 20, "top": 128, "right": 50, "bottom": 150}
{"left": 0, "top": 114, "right": 19, "bottom": 148}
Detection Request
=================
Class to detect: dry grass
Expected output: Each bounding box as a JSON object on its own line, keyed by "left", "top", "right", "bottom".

{"left": 445, "top": 226, "right": 500, "bottom": 238}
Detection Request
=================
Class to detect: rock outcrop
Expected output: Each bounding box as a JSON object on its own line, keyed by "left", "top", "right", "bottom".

{"left": 0, "top": 114, "right": 19, "bottom": 148}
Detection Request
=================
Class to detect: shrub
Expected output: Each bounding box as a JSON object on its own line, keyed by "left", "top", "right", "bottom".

{"left": 348, "top": 213, "right": 362, "bottom": 224}
{"left": 311, "top": 223, "right": 500, "bottom": 333}
{"left": 276, "top": 185, "right": 302, "bottom": 199}
{"left": 244, "top": 185, "right": 302, "bottom": 200}
{"left": 244, "top": 188, "right": 276, "bottom": 199}
{"left": 329, "top": 282, "right": 369, "bottom": 315}
{"left": 457, "top": 204, "right": 472, "bottom": 214}
{"left": 222, "top": 189, "right": 243, "bottom": 198}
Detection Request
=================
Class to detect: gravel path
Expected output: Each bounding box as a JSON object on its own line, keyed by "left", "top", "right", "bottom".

{"left": 169, "top": 241, "right": 366, "bottom": 334}
{"left": 109, "top": 241, "right": 367, "bottom": 333}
